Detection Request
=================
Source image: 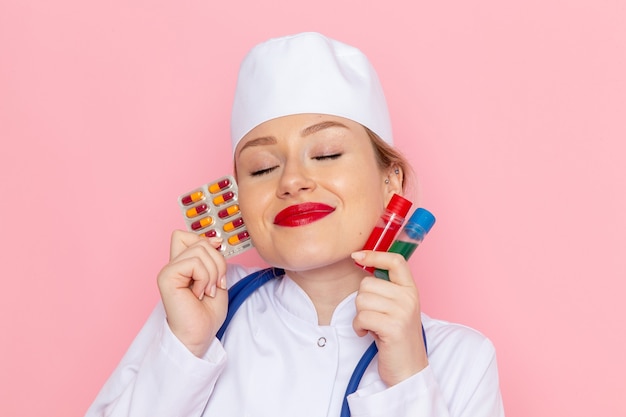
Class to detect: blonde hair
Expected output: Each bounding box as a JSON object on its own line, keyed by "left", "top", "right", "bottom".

{"left": 364, "top": 127, "right": 415, "bottom": 195}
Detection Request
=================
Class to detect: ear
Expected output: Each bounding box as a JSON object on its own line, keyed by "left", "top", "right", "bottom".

{"left": 382, "top": 165, "right": 404, "bottom": 206}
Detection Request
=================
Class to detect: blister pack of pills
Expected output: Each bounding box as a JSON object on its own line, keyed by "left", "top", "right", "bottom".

{"left": 177, "top": 175, "right": 253, "bottom": 258}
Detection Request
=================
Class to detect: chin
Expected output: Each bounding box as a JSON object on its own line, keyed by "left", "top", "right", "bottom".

{"left": 258, "top": 248, "right": 349, "bottom": 272}
{"left": 251, "top": 227, "right": 363, "bottom": 271}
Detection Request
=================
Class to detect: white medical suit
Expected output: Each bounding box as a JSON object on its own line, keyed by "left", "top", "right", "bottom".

{"left": 86, "top": 265, "right": 505, "bottom": 417}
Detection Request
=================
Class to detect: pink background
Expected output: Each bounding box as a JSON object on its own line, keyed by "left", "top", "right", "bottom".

{"left": 1, "top": 0, "right": 624, "bottom": 415}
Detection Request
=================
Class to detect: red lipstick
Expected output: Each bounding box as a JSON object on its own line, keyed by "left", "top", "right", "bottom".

{"left": 273, "top": 203, "right": 335, "bottom": 227}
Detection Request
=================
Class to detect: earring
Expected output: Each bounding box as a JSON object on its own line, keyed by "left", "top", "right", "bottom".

{"left": 384, "top": 178, "right": 390, "bottom": 184}
{"left": 395, "top": 168, "right": 400, "bottom": 175}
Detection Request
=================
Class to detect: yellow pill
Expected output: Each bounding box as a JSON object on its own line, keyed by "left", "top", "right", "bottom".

{"left": 213, "top": 191, "right": 235, "bottom": 206}
{"left": 191, "top": 216, "right": 213, "bottom": 231}
{"left": 181, "top": 191, "right": 204, "bottom": 206}
{"left": 223, "top": 217, "right": 244, "bottom": 232}
{"left": 228, "top": 231, "right": 250, "bottom": 245}
{"left": 218, "top": 204, "right": 240, "bottom": 219}
{"left": 209, "top": 178, "right": 231, "bottom": 194}
{"left": 186, "top": 203, "right": 208, "bottom": 218}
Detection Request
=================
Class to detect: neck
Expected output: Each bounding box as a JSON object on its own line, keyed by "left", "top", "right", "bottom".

{"left": 285, "top": 259, "right": 365, "bottom": 325}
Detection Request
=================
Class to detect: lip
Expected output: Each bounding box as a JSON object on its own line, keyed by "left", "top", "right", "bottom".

{"left": 273, "top": 202, "right": 336, "bottom": 227}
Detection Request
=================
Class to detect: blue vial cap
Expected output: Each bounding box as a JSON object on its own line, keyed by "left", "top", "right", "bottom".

{"left": 404, "top": 208, "right": 436, "bottom": 240}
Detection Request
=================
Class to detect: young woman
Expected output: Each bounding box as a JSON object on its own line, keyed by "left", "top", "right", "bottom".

{"left": 86, "top": 32, "right": 505, "bottom": 417}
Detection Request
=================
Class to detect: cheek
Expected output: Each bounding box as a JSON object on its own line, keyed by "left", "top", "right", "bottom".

{"left": 335, "top": 168, "right": 386, "bottom": 204}
{"left": 237, "top": 185, "right": 269, "bottom": 231}
{"left": 339, "top": 173, "right": 387, "bottom": 226}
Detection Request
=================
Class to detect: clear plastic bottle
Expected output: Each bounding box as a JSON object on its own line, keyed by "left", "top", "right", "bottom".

{"left": 374, "top": 207, "right": 436, "bottom": 280}
{"left": 358, "top": 194, "right": 413, "bottom": 273}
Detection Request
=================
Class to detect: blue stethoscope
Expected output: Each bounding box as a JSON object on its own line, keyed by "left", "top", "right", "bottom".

{"left": 216, "top": 267, "right": 428, "bottom": 417}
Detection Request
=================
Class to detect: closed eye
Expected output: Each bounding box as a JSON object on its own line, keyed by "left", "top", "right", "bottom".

{"left": 313, "top": 153, "right": 342, "bottom": 161}
{"left": 250, "top": 166, "right": 278, "bottom": 177}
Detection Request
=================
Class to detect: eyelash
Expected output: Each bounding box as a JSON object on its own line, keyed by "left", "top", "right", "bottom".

{"left": 250, "top": 166, "right": 277, "bottom": 177}
{"left": 313, "top": 153, "right": 342, "bottom": 161}
{"left": 249, "top": 154, "right": 342, "bottom": 177}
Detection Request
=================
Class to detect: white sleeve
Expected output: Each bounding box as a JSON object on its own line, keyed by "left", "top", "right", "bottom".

{"left": 347, "top": 333, "right": 505, "bottom": 417}
{"left": 347, "top": 365, "right": 450, "bottom": 417}
{"left": 84, "top": 302, "right": 227, "bottom": 417}
{"left": 84, "top": 264, "right": 259, "bottom": 417}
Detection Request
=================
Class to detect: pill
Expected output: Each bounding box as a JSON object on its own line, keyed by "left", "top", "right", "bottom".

{"left": 213, "top": 191, "right": 235, "bottom": 206}
{"left": 228, "top": 231, "right": 250, "bottom": 245}
{"left": 186, "top": 203, "right": 208, "bottom": 218}
{"left": 209, "top": 178, "right": 231, "bottom": 194}
{"left": 200, "top": 229, "right": 218, "bottom": 238}
{"left": 181, "top": 191, "right": 204, "bottom": 206}
{"left": 191, "top": 216, "right": 214, "bottom": 231}
{"left": 223, "top": 217, "right": 244, "bottom": 232}
{"left": 218, "top": 204, "right": 240, "bottom": 219}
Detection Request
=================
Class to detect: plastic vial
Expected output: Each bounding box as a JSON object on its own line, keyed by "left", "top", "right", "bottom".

{"left": 374, "top": 208, "right": 436, "bottom": 280}
{"left": 358, "top": 194, "right": 413, "bottom": 273}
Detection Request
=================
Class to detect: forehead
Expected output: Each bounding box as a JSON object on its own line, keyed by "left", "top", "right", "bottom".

{"left": 235, "top": 114, "right": 365, "bottom": 157}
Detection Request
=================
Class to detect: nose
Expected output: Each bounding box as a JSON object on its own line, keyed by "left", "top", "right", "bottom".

{"left": 276, "top": 160, "right": 316, "bottom": 198}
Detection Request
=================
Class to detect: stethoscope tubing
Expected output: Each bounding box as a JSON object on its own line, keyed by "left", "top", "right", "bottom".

{"left": 216, "top": 268, "right": 427, "bottom": 417}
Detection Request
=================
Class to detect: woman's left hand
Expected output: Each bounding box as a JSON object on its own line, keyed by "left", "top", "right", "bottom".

{"left": 351, "top": 250, "right": 429, "bottom": 387}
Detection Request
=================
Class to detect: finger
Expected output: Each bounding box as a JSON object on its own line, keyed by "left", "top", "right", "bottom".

{"left": 171, "top": 237, "right": 221, "bottom": 263}
{"left": 169, "top": 230, "right": 223, "bottom": 260}
{"left": 352, "top": 314, "right": 370, "bottom": 337}
{"left": 353, "top": 309, "right": 388, "bottom": 338}
{"left": 353, "top": 305, "right": 417, "bottom": 344}
{"left": 357, "top": 275, "right": 401, "bottom": 301}
{"left": 351, "top": 251, "right": 415, "bottom": 287}
{"left": 158, "top": 256, "right": 211, "bottom": 300}
{"left": 354, "top": 287, "right": 399, "bottom": 314}
{"left": 202, "top": 284, "right": 228, "bottom": 308}
{"left": 172, "top": 243, "right": 226, "bottom": 296}
{"left": 358, "top": 275, "right": 421, "bottom": 322}
{"left": 170, "top": 230, "right": 200, "bottom": 260}
{"left": 201, "top": 240, "right": 227, "bottom": 289}
{"left": 354, "top": 289, "right": 414, "bottom": 335}
{"left": 174, "top": 238, "right": 226, "bottom": 290}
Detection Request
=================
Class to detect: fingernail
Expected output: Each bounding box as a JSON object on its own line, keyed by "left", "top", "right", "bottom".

{"left": 199, "top": 291, "right": 204, "bottom": 301}
{"left": 219, "top": 276, "right": 227, "bottom": 290}
{"left": 209, "top": 284, "right": 217, "bottom": 298}
{"left": 351, "top": 251, "right": 365, "bottom": 261}
{"left": 209, "top": 237, "right": 223, "bottom": 250}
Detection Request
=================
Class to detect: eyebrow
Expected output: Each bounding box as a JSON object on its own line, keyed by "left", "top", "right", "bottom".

{"left": 237, "top": 136, "right": 277, "bottom": 157}
{"left": 237, "top": 120, "right": 349, "bottom": 157}
{"left": 301, "top": 120, "right": 349, "bottom": 136}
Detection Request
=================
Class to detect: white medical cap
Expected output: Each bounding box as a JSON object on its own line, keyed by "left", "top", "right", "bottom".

{"left": 230, "top": 32, "right": 393, "bottom": 152}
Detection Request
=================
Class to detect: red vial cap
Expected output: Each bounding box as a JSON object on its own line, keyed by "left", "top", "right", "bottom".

{"left": 387, "top": 194, "right": 412, "bottom": 217}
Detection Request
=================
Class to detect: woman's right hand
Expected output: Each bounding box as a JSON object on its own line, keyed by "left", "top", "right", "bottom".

{"left": 157, "top": 230, "right": 229, "bottom": 357}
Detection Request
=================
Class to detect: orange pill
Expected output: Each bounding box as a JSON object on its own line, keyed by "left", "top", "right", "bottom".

{"left": 209, "top": 178, "right": 231, "bottom": 194}
{"left": 228, "top": 231, "right": 250, "bottom": 245}
{"left": 223, "top": 217, "right": 244, "bottom": 232}
{"left": 213, "top": 191, "right": 235, "bottom": 206}
{"left": 218, "top": 204, "right": 240, "bottom": 219}
{"left": 181, "top": 191, "right": 204, "bottom": 206}
{"left": 191, "top": 216, "right": 213, "bottom": 231}
{"left": 186, "top": 203, "right": 208, "bottom": 218}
